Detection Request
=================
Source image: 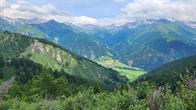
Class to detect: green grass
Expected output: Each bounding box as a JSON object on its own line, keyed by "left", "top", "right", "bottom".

{"left": 19, "top": 40, "right": 120, "bottom": 83}
{"left": 113, "top": 68, "right": 144, "bottom": 81}
{"left": 97, "top": 56, "right": 128, "bottom": 68}
{"left": 21, "top": 42, "right": 78, "bottom": 73}
{"left": 29, "top": 53, "right": 63, "bottom": 70}
{"left": 97, "top": 56, "right": 145, "bottom": 81}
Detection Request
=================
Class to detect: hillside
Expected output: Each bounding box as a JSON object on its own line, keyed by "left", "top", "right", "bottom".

{"left": 135, "top": 55, "right": 196, "bottom": 86}
{"left": 1, "top": 17, "right": 196, "bottom": 71}
{"left": 0, "top": 32, "right": 125, "bottom": 88}
{"left": 0, "top": 18, "right": 113, "bottom": 59}
{"left": 0, "top": 55, "right": 195, "bottom": 110}
{"left": 99, "top": 19, "right": 196, "bottom": 70}
{"left": 0, "top": 21, "right": 195, "bottom": 110}
{"left": 0, "top": 17, "right": 46, "bottom": 38}
{"left": 0, "top": 0, "right": 196, "bottom": 109}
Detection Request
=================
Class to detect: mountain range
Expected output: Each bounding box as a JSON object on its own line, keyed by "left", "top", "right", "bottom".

{"left": 0, "top": 16, "right": 196, "bottom": 70}
{"left": 0, "top": 18, "right": 195, "bottom": 109}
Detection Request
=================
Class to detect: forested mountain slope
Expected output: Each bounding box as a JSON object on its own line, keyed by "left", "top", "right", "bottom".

{"left": 135, "top": 55, "right": 196, "bottom": 87}
{"left": 0, "top": 32, "right": 125, "bottom": 88}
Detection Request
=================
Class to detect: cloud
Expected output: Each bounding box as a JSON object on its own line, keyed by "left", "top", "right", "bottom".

{"left": 0, "top": 0, "right": 195, "bottom": 26}
{"left": 46, "top": 15, "right": 98, "bottom": 25}
{"left": 14, "top": 0, "right": 29, "bottom": 4}
{"left": 0, "top": 0, "right": 59, "bottom": 18}
{"left": 0, "top": 0, "right": 6, "bottom": 8}
{"left": 0, "top": 0, "right": 97, "bottom": 25}
{"left": 121, "top": 0, "right": 196, "bottom": 21}
{"left": 113, "top": 0, "right": 126, "bottom": 3}
{"left": 99, "top": 0, "right": 196, "bottom": 26}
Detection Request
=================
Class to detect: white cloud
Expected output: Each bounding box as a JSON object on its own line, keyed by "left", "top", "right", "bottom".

{"left": 99, "top": 0, "right": 196, "bottom": 26}
{"left": 45, "top": 15, "right": 98, "bottom": 25}
{"left": 15, "top": 0, "right": 29, "bottom": 4}
{"left": 121, "top": 0, "right": 196, "bottom": 21}
{"left": 0, "top": 0, "right": 97, "bottom": 25}
{"left": 0, "top": 0, "right": 195, "bottom": 26}
{"left": 0, "top": 0, "right": 6, "bottom": 8}
{"left": 113, "top": 0, "right": 126, "bottom": 3}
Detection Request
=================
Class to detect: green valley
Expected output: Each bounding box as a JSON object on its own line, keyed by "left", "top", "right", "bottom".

{"left": 0, "top": 0, "right": 196, "bottom": 109}
{"left": 0, "top": 32, "right": 125, "bottom": 89}
{"left": 0, "top": 55, "right": 195, "bottom": 110}
{"left": 97, "top": 56, "right": 144, "bottom": 81}
{"left": 0, "top": 15, "right": 195, "bottom": 110}
{"left": 113, "top": 68, "right": 144, "bottom": 81}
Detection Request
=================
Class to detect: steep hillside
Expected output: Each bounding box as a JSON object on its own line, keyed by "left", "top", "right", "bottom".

{"left": 31, "top": 20, "right": 113, "bottom": 59}
{"left": 0, "top": 32, "right": 125, "bottom": 87}
{"left": 0, "top": 18, "right": 113, "bottom": 59}
{"left": 135, "top": 55, "right": 196, "bottom": 86}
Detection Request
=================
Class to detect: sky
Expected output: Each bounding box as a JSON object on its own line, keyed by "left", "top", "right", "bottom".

{"left": 0, "top": 0, "right": 196, "bottom": 26}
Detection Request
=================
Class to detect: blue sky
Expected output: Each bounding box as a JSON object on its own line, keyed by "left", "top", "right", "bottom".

{"left": 7, "top": 0, "right": 131, "bottom": 18}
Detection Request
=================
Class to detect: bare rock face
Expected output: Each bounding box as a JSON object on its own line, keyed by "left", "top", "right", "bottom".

{"left": 31, "top": 40, "right": 45, "bottom": 54}
{"left": 189, "top": 79, "right": 196, "bottom": 89}
{"left": 56, "top": 53, "right": 62, "bottom": 62}
{"left": 31, "top": 40, "right": 64, "bottom": 63}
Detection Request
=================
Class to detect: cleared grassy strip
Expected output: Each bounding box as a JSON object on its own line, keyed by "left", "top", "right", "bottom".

{"left": 113, "top": 68, "right": 144, "bottom": 81}
{"left": 97, "top": 56, "right": 145, "bottom": 81}
{"left": 97, "top": 56, "right": 128, "bottom": 68}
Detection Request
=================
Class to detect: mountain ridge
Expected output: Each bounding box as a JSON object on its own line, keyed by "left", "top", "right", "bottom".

{"left": 134, "top": 55, "right": 196, "bottom": 87}
{"left": 0, "top": 32, "right": 126, "bottom": 88}
{"left": 0, "top": 17, "right": 196, "bottom": 70}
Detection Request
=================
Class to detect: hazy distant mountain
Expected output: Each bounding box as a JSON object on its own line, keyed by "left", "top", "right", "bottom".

{"left": 31, "top": 20, "right": 113, "bottom": 59}
{"left": 0, "top": 17, "right": 46, "bottom": 38}
{"left": 93, "top": 19, "right": 196, "bottom": 70}
{"left": 0, "top": 17, "right": 196, "bottom": 70}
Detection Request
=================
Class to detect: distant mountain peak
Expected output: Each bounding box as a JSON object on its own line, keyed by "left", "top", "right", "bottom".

{"left": 16, "top": 17, "right": 48, "bottom": 24}
{"left": 0, "top": 16, "right": 48, "bottom": 25}
{"left": 0, "top": 16, "right": 20, "bottom": 24}
{"left": 46, "top": 19, "right": 60, "bottom": 24}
